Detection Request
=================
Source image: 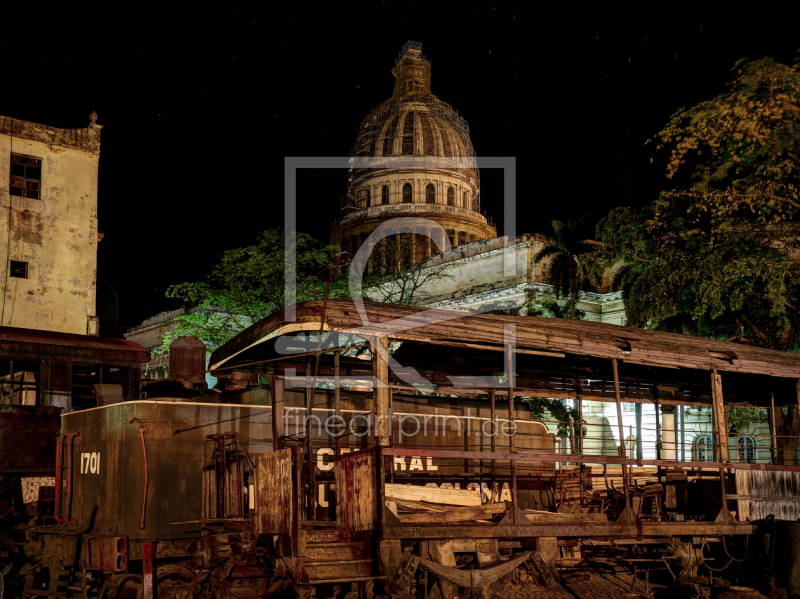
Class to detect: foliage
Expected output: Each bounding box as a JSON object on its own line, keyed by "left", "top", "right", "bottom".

{"left": 592, "top": 57, "right": 800, "bottom": 464}
{"left": 525, "top": 397, "right": 584, "bottom": 442}
{"left": 154, "top": 229, "right": 336, "bottom": 357}
{"left": 534, "top": 217, "right": 598, "bottom": 319}
{"left": 359, "top": 234, "right": 454, "bottom": 306}
{"left": 592, "top": 58, "right": 800, "bottom": 350}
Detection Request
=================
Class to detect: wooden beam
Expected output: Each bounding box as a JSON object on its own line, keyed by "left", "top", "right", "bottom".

{"left": 611, "top": 358, "right": 630, "bottom": 506}
{"left": 711, "top": 370, "right": 730, "bottom": 463}
{"left": 374, "top": 336, "right": 391, "bottom": 448}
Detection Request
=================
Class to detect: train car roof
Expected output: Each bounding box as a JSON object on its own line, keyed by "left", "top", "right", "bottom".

{"left": 0, "top": 326, "right": 149, "bottom": 364}
{"left": 209, "top": 299, "right": 800, "bottom": 383}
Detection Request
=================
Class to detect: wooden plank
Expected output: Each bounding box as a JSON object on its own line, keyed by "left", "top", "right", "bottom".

{"left": 373, "top": 336, "right": 390, "bottom": 447}
{"left": 335, "top": 451, "right": 376, "bottom": 531}
{"left": 711, "top": 371, "right": 729, "bottom": 462}
{"left": 385, "top": 483, "right": 481, "bottom": 506}
{"left": 395, "top": 503, "right": 506, "bottom": 523}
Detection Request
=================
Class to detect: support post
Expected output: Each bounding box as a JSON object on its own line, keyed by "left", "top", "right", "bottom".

{"left": 374, "top": 336, "right": 391, "bottom": 448}
{"left": 489, "top": 389, "right": 496, "bottom": 487}
{"left": 272, "top": 376, "right": 285, "bottom": 450}
{"left": 334, "top": 351, "right": 341, "bottom": 460}
{"left": 578, "top": 396, "right": 585, "bottom": 506}
{"left": 770, "top": 393, "right": 777, "bottom": 465}
{"left": 505, "top": 338, "right": 517, "bottom": 522}
{"left": 711, "top": 370, "right": 730, "bottom": 463}
{"left": 611, "top": 358, "right": 629, "bottom": 506}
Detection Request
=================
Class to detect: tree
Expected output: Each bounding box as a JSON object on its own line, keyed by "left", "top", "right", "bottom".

{"left": 359, "top": 234, "right": 454, "bottom": 306}
{"left": 534, "top": 218, "right": 597, "bottom": 319}
{"left": 153, "top": 229, "right": 335, "bottom": 357}
{"left": 593, "top": 57, "right": 800, "bottom": 463}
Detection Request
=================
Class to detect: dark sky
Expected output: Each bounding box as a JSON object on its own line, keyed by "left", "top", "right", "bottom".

{"left": 4, "top": 3, "right": 800, "bottom": 329}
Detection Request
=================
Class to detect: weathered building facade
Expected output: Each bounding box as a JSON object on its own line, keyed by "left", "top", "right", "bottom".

{"left": 0, "top": 114, "right": 102, "bottom": 335}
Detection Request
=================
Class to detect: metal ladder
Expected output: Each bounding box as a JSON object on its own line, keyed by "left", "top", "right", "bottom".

{"left": 54, "top": 432, "right": 79, "bottom": 525}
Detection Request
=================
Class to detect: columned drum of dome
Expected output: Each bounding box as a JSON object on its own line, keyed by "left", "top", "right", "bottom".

{"left": 331, "top": 42, "right": 496, "bottom": 266}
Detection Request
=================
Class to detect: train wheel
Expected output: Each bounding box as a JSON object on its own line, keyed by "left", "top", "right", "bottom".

{"left": 108, "top": 574, "right": 142, "bottom": 599}
{"left": 135, "top": 565, "right": 201, "bottom": 599}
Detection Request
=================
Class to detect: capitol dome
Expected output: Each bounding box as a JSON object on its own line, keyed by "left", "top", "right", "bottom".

{"left": 332, "top": 42, "right": 496, "bottom": 266}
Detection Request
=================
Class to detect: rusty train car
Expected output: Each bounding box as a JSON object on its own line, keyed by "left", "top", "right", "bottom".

{"left": 15, "top": 300, "right": 800, "bottom": 599}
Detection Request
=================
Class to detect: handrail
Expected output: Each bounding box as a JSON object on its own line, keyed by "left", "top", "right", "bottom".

{"left": 138, "top": 428, "right": 148, "bottom": 530}
{"left": 379, "top": 447, "right": 800, "bottom": 472}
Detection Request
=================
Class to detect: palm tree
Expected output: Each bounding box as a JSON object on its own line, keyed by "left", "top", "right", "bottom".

{"left": 534, "top": 217, "right": 597, "bottom": 319}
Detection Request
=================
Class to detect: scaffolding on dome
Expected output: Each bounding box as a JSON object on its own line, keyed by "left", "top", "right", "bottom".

{"left": 344, "top": 95, "right": 482, "bottom": 215}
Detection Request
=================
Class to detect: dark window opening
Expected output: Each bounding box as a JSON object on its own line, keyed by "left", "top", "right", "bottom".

{"left": 10, "top": 154, "right": 42, "bottom": 200}
{"left": 402, "top": 183, "right": 412, "bottom": 203}
{"left": 463, "top": 191, "right": 469, "bottom": 208}
{"left": 365, "top": 188, "right": 371, "bottom": 208}
{"left": 426, "top": 184, "right": 435, "bottom": 204}
{"left": 9, "top": 261, "right": 28, "bottom": 278}
{"left": 71, "top": 364, "right": 131, "bottom": 410}
{"left": 382, "top": 185, "right": 389, "bottom": 205}
{"left": 447, "top": 187, "right": 455, "bottom": 206}
{"left": 458, "top": 231, "right": 467, "bottom": 246}
{"left": 0, "top": 359, "right": 42, "bottom": 406}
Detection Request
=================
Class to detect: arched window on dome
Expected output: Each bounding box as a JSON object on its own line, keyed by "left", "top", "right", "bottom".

{"left": 447, "top": 187, "right": 455, "bottom": 206}
{"left": 365, "top": 188, "right": 371, "bottom": 208}
{"left": 382, "top": 185, "right": 389, "bottom": 205}
{"left": 463, "top": 191, "right": 469, "bottom": 208}
{"left": 737, "top": 435, "right": 755, "bottom": 463}
{"left": 426, "top": 184, "right": 435, "bottom": 204}
{"left": 402, "top": 183, "right": 412, "bottom": 204}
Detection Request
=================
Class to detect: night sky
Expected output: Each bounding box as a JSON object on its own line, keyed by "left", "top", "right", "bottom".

{"left": 3, "top": 3, "right": 800, "bottom": 330}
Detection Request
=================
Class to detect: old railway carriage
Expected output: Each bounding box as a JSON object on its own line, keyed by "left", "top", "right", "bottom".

{"left": 23, "top": 300, "right": 800, "bottom": 598}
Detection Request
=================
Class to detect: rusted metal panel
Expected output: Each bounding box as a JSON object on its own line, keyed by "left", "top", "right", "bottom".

{"left": 0, "top": 326, "right": 149, "bottom": 365}
{"left": 335, "top": 450, "right": 376, "bottom": 531}
{"left": 0, "top": 405, "right": 61, "bottom": 473}
{"left": 254, "top": 447, "right": 297, "bottom": 538}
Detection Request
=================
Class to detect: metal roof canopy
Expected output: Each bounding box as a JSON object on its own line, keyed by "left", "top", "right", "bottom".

{"left": 209, "top": 300, "right": 800, "bottom": 408}
{"left": 0, "top": 325, "right": 150, "bottom": 365}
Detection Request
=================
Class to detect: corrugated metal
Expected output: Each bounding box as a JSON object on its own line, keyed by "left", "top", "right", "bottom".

{"left": 736, "top": 470, "right": 800, "bottom": 521}
{"left": 0, "top": 325, "right": 149, "bottom": 364}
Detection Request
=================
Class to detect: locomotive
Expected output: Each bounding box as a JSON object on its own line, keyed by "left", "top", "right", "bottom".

{"left": 9, "top": 299, "right": 800, "bottom": 599}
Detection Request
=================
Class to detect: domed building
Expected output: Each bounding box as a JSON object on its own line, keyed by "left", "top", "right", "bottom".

{"left": 332, "top": 42, "right": 496, "bottom": 264}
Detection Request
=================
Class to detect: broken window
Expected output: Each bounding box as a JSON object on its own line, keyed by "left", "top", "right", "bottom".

{"left": 10, "top": 154, "right": 42, "bottom": 200}
{"left": 9, "top": 261, "right": 28, "bottom": 278}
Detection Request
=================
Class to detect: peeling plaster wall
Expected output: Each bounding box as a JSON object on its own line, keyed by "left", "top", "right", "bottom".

{"left": 0, "top": 130, "right": 98, "bottom": 334}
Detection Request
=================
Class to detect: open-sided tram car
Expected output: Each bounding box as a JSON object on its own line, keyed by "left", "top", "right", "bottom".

{"left": 18, "top": 300, "right": 800, "bottom": 599}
